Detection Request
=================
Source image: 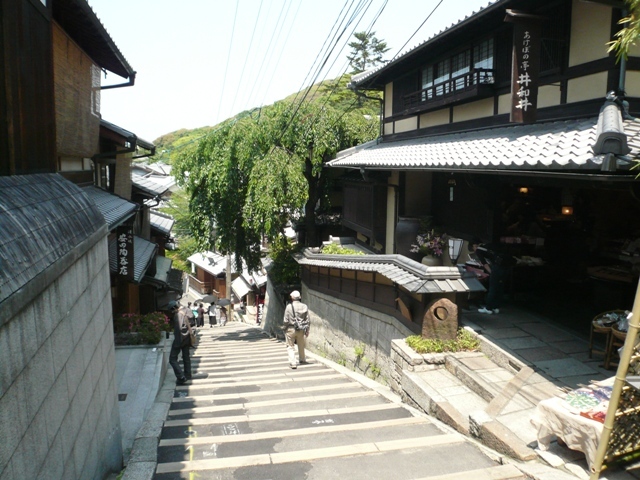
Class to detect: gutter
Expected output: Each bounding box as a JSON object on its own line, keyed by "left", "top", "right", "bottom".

{"left": 101, "top": 72, "right": 136, "bottom": 90}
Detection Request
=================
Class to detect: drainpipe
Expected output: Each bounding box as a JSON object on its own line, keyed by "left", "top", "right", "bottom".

{"left": 100, "top": 72, "right": 136, "bottom": 90}
{"left": 618, "top": 8, "right": 628, "bottom": 97}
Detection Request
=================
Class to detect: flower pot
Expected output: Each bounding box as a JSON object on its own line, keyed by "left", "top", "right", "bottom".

{"left": 421, "top": 255, "right": 443, "bottom": 266}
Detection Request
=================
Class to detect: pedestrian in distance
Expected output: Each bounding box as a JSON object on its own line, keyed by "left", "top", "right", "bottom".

{"left": 197, "top": 303, "right": 205, "bottom": 328}
{"left": 186, "top": 302, "right": 196, "bottom": 328}
{"left": 167, "top": 301, "right": 192, "bottom": 385}
{"left": 208, "top": 304, "right": 216, "bottom": 328}
{"left": 469, "top": 238, "right": 514, "bottom": 315}
{"left": 219, "top": 306, "right": 227, "bottom": 326}
{"left": 283, "top": 290, "right": 310, "bottom": 369}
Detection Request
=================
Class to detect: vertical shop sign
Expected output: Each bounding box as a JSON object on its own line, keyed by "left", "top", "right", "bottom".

{"left": 116, "top": 224, "right": 134, "bottom": 281}
{"left": 505, "top": 10, "right": 543, "bottom": 124}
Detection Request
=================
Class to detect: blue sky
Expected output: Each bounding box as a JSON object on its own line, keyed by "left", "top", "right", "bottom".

{"left": 88, "top": 0, "right": 492, "bottom": 142}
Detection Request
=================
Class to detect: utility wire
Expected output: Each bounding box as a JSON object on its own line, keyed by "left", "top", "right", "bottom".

{"left": 258, "top": 0, "right": 303, "bottom": 108}
{"left": 228, "top": 0, "right": 266, "bottom": 118}
{"left": 244, "top": 0, "right": 293, "bottom": 111}
{"left": 216, "top": 0, "right": 240, "bottom": 125}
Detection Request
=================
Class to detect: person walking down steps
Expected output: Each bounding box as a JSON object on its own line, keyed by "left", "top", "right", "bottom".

{"left": 283, "top": 290, "right": 310, "bottom": 369}
{"left": 168, "top": 301, "right": 192, "bottom": 385}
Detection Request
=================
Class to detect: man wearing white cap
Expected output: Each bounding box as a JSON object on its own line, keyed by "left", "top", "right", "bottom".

{"left": 283, "top": 290, "right": 310, "bottom": 369}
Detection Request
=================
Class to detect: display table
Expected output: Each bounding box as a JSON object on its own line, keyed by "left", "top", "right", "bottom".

{"left": 530, "top": 379, "right": 613, "bottom": 470}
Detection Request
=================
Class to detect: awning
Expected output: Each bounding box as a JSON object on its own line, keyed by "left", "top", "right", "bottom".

{"left": 142, "top": 255, "right": 172, "bottom": 288}
{"left": 132, "top": 175, "right": 170, "bottom": 197}
{"left": 150, "top": 210, "right": 175, "bottom": 237}
{"left": 187, "top": 252, "right": 238, "bottom": 276}
{"left": 231, "top": 276, "right": 252, "bottom": 299}
{"left": 328, "top": 117, "right": 640, "bottom": 176}
{"left": 83, "top": 186, "right": 138, "bottom": 230}
{"left": 108, "top": 235, "right": 157, "bottom": 283}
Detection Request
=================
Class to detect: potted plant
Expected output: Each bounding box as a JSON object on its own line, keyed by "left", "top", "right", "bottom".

{"left": 114, "top": 311, "right": 172, "bottom": 345}
{"left": 410, "top": 230, "right": 447, "bottom": 266}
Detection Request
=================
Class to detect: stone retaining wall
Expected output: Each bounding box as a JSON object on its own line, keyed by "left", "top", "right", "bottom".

{"left": 0, "top": 237, "right": 122, "bottom": 479}
{"left": 262, "top": 280, "right": 413, "bottom": 384}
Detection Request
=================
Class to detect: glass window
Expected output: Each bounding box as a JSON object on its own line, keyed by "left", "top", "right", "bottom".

{"left": 421, "top": 66, "right": 434, "bottom": 100}
{"left": 452, "top": 50, "right": 470, "bottom": 90}
{"left": 434, "top": 60, "right": 450, "bottom": 96}
{"left": 474, "top": 38, "right": 494, "bottom": 84}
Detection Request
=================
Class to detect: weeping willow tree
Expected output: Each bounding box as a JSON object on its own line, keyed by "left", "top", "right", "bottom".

{"left": 172, "top": 100, "right": 378, "bottom": 273}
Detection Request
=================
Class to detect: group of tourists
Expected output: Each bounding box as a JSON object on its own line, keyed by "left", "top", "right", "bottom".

{"left": 185, "top": 301, "right": 227, "bottom": 328}
{"left": 167, "top": 290, "right": 312, "bottom": 385}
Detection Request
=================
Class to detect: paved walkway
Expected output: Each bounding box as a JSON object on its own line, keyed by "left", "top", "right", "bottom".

{"left": 117, "top": 300, "right": 640, "bottom": 480}
{"left": 151, "top": 322, "right": 541, "bottom": 479}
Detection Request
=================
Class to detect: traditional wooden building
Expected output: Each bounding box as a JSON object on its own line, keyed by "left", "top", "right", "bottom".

{"left": 327, "top": 0, "right": 640, "bottom": 327}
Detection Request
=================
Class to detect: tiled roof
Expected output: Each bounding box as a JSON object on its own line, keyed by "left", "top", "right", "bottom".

{"left": 187, "top": 252, "right": 239, "bottom": 276}
{"left": 132, "top": 176, "right": 170, "bottom": 197}
{"left": 142, "top": 255, "right": 182, "bottom": 292}
{"left": 329, "top": 117, "right": 640, "bottom": 173}
{"left": 83, "top": 186, "right": 137, "bottom": 230}
{"left": 231, "top": 276, "right": 252, "bottom": 299}
{"left": 351, "top": 0, "right": 502, "bottom": 86}
{"left": 150, "top": 210, "right": 175, "bottom": 236}
{"left": 0, "top": 174, "right": 106, "bottom": 306}
{"left": 294, "top": 250, "right": 484, "bottom": 294}
{"left": 108, "top": 235, "right": 157, "bottom": 284}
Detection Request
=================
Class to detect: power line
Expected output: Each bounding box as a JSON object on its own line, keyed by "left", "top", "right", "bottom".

{"left": 228, "top": 0, "right": 266, "bottom": 118}
{"left": 216, "top": 0, "right": 241, "bottom": 125}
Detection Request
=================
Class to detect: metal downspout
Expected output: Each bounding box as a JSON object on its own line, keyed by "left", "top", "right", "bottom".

{"left": 100, "top": 72, "right": 136, "bottom": 90}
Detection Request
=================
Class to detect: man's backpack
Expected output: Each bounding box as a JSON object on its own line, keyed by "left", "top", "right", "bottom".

{"left": 289, "top": 304, "right": 310, "bottom": 331}
{"left": 178, "top": 309, "right": 190, "bottom": 346}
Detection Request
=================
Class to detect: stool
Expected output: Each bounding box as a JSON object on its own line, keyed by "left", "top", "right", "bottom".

{"left": 589, "top": 320, "right": 612, "bottom": 359}
{"left": 605, "top": 327, "right": 627, "bottom": 370}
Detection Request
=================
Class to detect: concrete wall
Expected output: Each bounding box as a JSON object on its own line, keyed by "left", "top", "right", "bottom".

{"left": 262, "top": 280, "right": 413, "bottom": 385}
{"left": 0, "top": 238, "right": 122, "bottom": 479}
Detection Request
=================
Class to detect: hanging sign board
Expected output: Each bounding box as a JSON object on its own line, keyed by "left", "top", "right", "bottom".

{"left": 116, "top": 224, "right": 134, "bottom": 281}
{"left": 505, "top": 10, "right": 544, "bottom": 124}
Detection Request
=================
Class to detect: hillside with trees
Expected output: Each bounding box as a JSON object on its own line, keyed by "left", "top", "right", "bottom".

{"left": 160, "top": 32, "right": 389, "bottom": 280}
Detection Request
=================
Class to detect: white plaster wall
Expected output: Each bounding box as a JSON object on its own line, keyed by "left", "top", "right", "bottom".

{"left": 452, "top": 98, "right": 494, "bottom": 123}
{"left": 498, "top": 93, "right": 511, "bottom": 115}
{"left": 624, "top": 71, "right": 640, "bottom": 97}
{"left": 394, "top": 116, "right": 419, "bottom": 133}
{"left": 567, "top": 72, "right": 608, "bottom": 103}
{"left": 385, "top": 82, "right": 393, "bottom": 117}
{"left": 538, "top": 84, "right": 562, "bottom": 108}
{"left": 419, "top": 109, "right": 450, "bottom": 128}
{"left": 384, "top": 122, "right": 394, "bottom": 135}
{"left": 568, "top": 0, "right": 611, "bottom": 67}
{"left": 0, "top": 238, "right": 122, "bottom": 480}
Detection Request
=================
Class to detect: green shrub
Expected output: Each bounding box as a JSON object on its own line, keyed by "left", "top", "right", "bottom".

{"left": 354, "top": 343, "right": 365, "bottom": 357}
{"left": 114, "top": 311, "right": 172, "bottom": 345}
{"left": 321, "top": 243, "right": 365, "bottom": 255}
{"left": 405, "top": 329, "right": 480, "bottom": 354}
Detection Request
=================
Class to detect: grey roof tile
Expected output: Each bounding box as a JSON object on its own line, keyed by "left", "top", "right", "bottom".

{"left": 329, "top": 117, "right": 640, "bottom": 172}
{"left": 0, "top": 174, "right": 106, "bottom": 304}
{"left": 295, "top": 250, "right": 484, "bottom": 294}
{"left": 150, "top": 210, "right": 175, "bottom": 236}
{"left": 83, "top": 186, "right": 137, "bottom": 230}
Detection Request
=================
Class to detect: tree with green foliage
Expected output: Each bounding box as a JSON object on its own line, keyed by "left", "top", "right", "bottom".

{"left": 346, "top": 31, "right": 390, "bottom": 74}
{"left": 172, "top": 101, "right": 378, "bottom": 274}
{"left": 608, "top": 1, "right": 640, "bottom": 62}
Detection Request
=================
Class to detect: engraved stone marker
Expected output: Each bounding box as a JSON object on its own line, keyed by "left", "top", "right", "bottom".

{"left": 422, "top": 298, "right": 458, "bottom": 340}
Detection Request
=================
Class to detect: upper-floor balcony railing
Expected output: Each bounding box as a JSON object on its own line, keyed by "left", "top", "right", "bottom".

{"left": 401, "top": 68, "right": 495, "bottom": 113}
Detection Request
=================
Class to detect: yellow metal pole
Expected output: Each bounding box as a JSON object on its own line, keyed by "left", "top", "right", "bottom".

{"left": 590, "top": 281, "right": 640, "bottom": 479}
